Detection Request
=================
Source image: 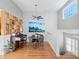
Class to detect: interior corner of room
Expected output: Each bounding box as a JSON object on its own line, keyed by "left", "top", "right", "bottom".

{"left": 0, "top": 0, "right": 79, "bottom": 59}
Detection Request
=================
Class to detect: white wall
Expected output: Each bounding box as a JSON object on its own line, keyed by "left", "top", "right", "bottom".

{"left": 0, "top": 36, "right": 4, "bottom": 55}
{"left": 23, "top": 11, "right": 59, "bottom": 56}
{"left": 0, "top": 0, "right": 23, "bottom": 55}
{"left": 43, "top": 12, "right": 59, "bottom": 56}
{"left": 0, "top": 35, "right": 10, "bottom": 55}
{"left": 0, "top": 0, "right": 23, "bottom": 18}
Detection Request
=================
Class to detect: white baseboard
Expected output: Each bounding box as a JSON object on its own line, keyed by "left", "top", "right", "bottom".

{"left": 48, "top": 42, "right": 60, "bottom": 57}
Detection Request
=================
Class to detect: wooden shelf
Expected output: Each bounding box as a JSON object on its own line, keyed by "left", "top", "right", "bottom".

{"left": 0, "top": 10, "right": 22, "bottom": 35}
{"left": 0, "top": 18, "right": 1, "bottom": 35}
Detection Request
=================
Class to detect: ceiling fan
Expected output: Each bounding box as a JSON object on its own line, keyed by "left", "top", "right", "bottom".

{"left": 32, "top": 16, "right": 44, "bottom": 20}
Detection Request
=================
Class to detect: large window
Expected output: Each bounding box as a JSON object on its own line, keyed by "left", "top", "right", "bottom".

{"left": 63, "top": 0, "right": 77, "bottom": 19}
{"left": 28, "top": 18, "right": 45, "bottom": 32}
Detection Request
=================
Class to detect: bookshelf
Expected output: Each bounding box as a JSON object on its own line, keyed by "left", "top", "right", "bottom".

{"left": 0, "top": 17, "right": 1, "bottom": 35}
{"left": 0, "top": 10, "right": 21, "bottom": 35}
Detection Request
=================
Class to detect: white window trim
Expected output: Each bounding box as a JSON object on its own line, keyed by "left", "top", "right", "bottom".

{"left": 62, "top": 0, "right": 77, "bottom": 20}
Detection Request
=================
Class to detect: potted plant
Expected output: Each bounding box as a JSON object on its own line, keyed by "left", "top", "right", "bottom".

{"left": 8, "top": 41, "right": 16, "bottom": 52}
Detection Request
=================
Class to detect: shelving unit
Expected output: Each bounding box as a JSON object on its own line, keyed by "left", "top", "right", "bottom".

{"left": 0, "top": 17, "right": 1, "bottom": 35}
{"left": 0, "top": 10, "right": 21, "bottom": 35}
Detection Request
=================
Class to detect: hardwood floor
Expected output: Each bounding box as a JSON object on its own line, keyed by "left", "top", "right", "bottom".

{"left": 0, "top": 42, "right": 78, "bottom": 59}
{"left": 58, "top": 55, "right": 79, "bottom": 59}
{"left": 2, "top": 42, "right": 57, "bottom": 59}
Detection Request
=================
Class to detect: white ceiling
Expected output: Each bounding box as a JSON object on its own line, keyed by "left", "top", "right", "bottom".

{"left": 12, "top": 0, "right": 68, "bottom": 13}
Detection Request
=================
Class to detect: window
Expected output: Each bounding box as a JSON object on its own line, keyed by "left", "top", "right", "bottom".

{"left": 65, "top": 37, "right": 78, "bottom": 55}
{"left": 28, "top": 18, "right": 45, "bottom": 32}
{"left": 66, "top": 37, "right": 72, "bottom": 52}
{"left": 63, "top": 0, "right": 77, "bottom": 19}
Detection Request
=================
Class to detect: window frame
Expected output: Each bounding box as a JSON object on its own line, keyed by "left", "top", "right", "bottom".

{"left": 62, "top": 0, "right": 78, "bottom": 20}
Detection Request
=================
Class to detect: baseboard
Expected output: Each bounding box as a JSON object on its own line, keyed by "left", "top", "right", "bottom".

{"left": 48, "top": 42, "right": 60, "bottom": 57}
